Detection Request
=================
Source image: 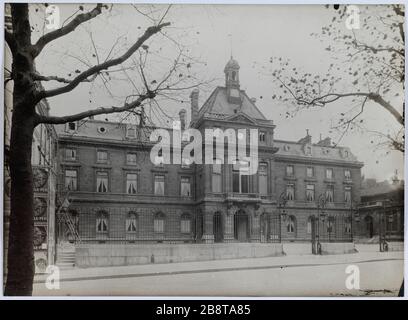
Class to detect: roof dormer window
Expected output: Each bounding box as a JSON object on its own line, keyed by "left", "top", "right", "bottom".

{"left": 66, "top": 121, "right": 77, "bottom": 133}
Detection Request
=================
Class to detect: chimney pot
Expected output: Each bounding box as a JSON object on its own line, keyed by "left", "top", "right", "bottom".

{"left": 190, "top": 89, "right": 199, "bottom": 123}
{"left": 179, "top": 108, "right": 187, "bottom": 130}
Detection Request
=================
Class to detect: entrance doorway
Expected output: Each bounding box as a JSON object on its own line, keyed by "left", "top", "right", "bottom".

{"left": 213, "top": 211, "right": 223, "bottom": 243}
{"left": 234, "top": 210, "right": 249, "bottom": 242}
{"left": 365, "top": 215, "right": 374, "bottom": 238}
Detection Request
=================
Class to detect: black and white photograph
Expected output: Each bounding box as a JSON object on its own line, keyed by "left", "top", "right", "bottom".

{"left": 1, "top": 1, "right": 405, "bottom": 299}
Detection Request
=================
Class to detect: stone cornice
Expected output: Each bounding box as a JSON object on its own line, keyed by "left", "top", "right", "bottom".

{"left": 274, "top": 154, "right": 364, "bottom": 168}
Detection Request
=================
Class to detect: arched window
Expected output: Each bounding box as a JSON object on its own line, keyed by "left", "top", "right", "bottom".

{"left": 344, "top": 217, "right": 351, "bottom": 234}
{"left": 286, "top": 216, "right": 296, "bottom": 233}
{"left": 231, "top": 71, "right": 236, "bottom": 81}
{"left": 126, "top": 212, "right": 138, "bottom": 233}
{"left": 180, "top": 213, "right": 191, "bottom": 233}
{"left": 307, "top": 216, "right": 313, "bottom": 234}
{"left": 96, "top": 211, "right": 108, "bottom": 233}
{"left": 258, "top": 162, "right": 268, "bottom": 195}
{"left": 154, "top": 212, "right": 165, "bottom": 233}
{"left": 233, "top": 159, "right": 249, "bottom": 194}
{"left": 327, "top": 216, "right": 335, "bottom": 234}
{"left": 212, "top": 158, "right": 222, "bottom": 193}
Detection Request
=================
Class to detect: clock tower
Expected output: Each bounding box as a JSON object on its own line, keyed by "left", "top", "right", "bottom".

{"left": 224, "top": 57, "right": 241, "bottom": 104}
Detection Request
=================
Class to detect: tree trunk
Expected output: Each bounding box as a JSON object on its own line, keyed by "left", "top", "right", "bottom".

{"left": 5, "top": 3, "right": 38, "bottom": 295}
{"left": 5, "top": 104, "right": 36, "bottom": 296}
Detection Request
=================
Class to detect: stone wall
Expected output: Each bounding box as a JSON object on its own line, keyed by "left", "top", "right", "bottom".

{"left": 75, "top": 243, "right": 284, "bottom": 268}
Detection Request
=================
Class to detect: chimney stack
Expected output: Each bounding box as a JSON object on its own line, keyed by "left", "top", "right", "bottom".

{"left": 190, "top": 88, "right": 199, "bottom": 123}
{"left": 317, "top": 137, "right": 332, "bottom": 147}
{"left": 179, "top": 108, "right": 187, "bottom": 130}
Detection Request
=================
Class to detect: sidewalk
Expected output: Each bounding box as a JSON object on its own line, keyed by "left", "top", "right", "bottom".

{"left": 34, "top": 249, "right": 403, "bottom": 284}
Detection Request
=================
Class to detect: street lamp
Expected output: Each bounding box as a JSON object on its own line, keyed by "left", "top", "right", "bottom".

{"left": 316, "top": 193, "right": 327, "bottom": 255}
{"left": 349, "top": 201, "right": 355, "bottom": 243}
{"left": 380, "top": 199, "right": 392, "bottom": 252}
{"left": 278, "top": 191, "right": 288, "bottom": 241}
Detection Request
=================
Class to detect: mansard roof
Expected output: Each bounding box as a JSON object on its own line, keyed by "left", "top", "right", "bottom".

{"left": 274, "top": 139, "right": 362, "bottom": 166}
{"left": 197, "top": 86, "right": 267, "bottom": 121}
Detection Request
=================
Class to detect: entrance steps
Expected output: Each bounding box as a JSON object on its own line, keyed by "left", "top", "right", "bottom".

{"left": 56, "top": 243, "right": 76, "bottom": 269}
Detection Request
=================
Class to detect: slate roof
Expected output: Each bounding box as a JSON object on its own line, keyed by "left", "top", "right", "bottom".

{"left": 197, "top": 86, "right": 267, "bottom": 121}
{"left": 273, "top": 139, "right": 360, "bottom": 163}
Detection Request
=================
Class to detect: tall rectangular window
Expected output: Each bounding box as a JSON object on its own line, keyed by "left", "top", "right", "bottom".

{"left": 233, "top": 170, "right": 249, "bottom": 193}
{"left": 286, "top": 165, "right": 294, "bottom": 176}
{"left": 97, "top": 150, "right": 108, "bottom": 163}
{"left": 344, "top": 186, "right": 351, "bottom": 203}
{"left": 212, "top": 162, "right": 222, "bottom": 193}
{"left": 96, "top": 172, "right": 108, "bottom": 193}
{"left": 65, "top": 148, "right": 76, "bottom": 161}
{"left": 326, "top": 168, "right": 333, "bottom": 179}
{"left": 306, "top": 184, "right": 315, "bottom": 202}
{"left": 180, "top": 177, "right": 191, "bottom": 197}
{"left": 126, "top": 213, "right": 137, "bottom": 233}
{"left": 154, "top": 175, "right": 165, "bottom": 195}
{"left": 126, "top": 173, "right": 137, "bottom": 194}
{"left": 344, "top": 169, "right": 351, "bottom": 180}
{"left": 306, "top": 167, "right": 314, "bottom": 178}
{"left": 96, "top": 213, "right": 108, "bottom": 233}
{"left": 258, "top": 163, "right": 268, "bottom": 195}
{"left": 154, "top": 215, "right": 165, "bottom": 233}
{"left": 126, "top": 126, "right": 136, "bottom": 138}
{"left": 326, "top": 185, "right": 334, "bottom": 202}
{"left": 286, "top": 184, "right": 295, "bottom": 201}
{"left": 259, "top": 131, "right": 266, "bottom": 143}
{"left": 126, "top": 153, "right": 137, "bottom": 165}
{"left": 65, "top": 170, "right": 77, "bottom": 191}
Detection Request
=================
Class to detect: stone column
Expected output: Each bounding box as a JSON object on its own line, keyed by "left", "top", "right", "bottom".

{"left": 223, "top": 211, "right": 235, "bottom": 243}
{"left": 202, "top": 211, "right": 214, "bottom": 243}
{"left": 250, "top": 206, "right": 261, "bottom": 242}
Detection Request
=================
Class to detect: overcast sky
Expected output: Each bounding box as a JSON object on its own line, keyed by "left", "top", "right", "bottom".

{"left": 30, "top": 3, "right": 404, "bottom": 182}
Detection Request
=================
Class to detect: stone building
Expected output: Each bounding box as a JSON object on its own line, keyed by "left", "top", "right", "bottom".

{"left": 56, "top": 58, "right": 363, "bottom": 252}
{"left": 356, "top": 175, "right": 404, "bottom": 241}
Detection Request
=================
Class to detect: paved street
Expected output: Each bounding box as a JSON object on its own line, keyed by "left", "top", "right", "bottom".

{"left": 33, "top": 250, "right": 404, "bottom": 297}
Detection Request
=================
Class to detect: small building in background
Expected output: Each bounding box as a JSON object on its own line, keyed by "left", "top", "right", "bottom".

{"left": 356, "top": 174, "right": 404, "bottom": 242}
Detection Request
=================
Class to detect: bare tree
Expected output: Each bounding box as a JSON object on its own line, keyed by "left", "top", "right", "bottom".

{"left": 4, "top": 3, "right": 206, "bottom": 295}
{"left": 266, "top": 4, "right": 404, "bottom": 151}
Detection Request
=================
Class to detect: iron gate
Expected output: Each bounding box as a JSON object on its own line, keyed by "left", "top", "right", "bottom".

{"left": 311, "top": 214, "right": 353, "bottom": 254}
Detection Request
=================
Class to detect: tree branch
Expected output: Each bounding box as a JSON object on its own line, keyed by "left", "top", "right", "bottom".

{"left": 36, "top": 92, "right": 155, "bottom": 124}
{"left": 36, "top": 22, "right": 170, "bottom": 101}
{"left": 32, "top": 72, "right": 97, "bottom": 84}
{"left": 31, "top": 4, "right": 105, "bottom": 57}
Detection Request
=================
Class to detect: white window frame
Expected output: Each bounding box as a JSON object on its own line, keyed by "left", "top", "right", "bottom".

{"left": 306, "top": 167, "right": 314, "bottom": 178}
{"left": 96, "top": 213, "right": 108, "bottom": 233}
{"left": 154, "top": 214, "right": 165, "bottom": 233}
{"left": 286, "top": 184, "right": 295, "bottom": 201}
{"left": 154, "top": 175, "right": 165, "bottom": 195}
{"left": 97, "top": 150, "right": 108, "bottom": 163}
{"left": 180, "top": 215, "right": 191, "bottom": 233}
{"left": 326, "top": 185, "right": 334, "bottom": 202}
{"left": 65, "top": 169, "right": 78, "bottom": 191}
{"left": 126, "top": 173, "right": 138, "bottom": 194}
{"left": 96, "top": 171, "right": 108, "bottom": 193}
{"left": 258, "top": 163, "right": 268, "bottom": 195}
{"left": 126, "top": 213, "right": 137, "bottom": 233}
{"left": 306, "top": 184, "right": 315, "bottom": 202}
{"left": 326, "top": 168, "right": 333, "bottom": 180}
{"left": 65, "top": 148, "right": 76, "bottom": 161}
{"left": 126, "top": 153, "right": 137, "bottom": 165}
{"left": 180, "top": 177, "right": 191, "bottom": 197}
{"left": 286, "top": 165, "right": 294, "bottom": 176}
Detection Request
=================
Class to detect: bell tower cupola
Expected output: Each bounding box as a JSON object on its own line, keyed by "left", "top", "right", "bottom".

{"left": 224, "top": 57, "right": 241, "bottom": 104}
{"left": 224, "top": 57, "right": 240, "bottom": 89}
